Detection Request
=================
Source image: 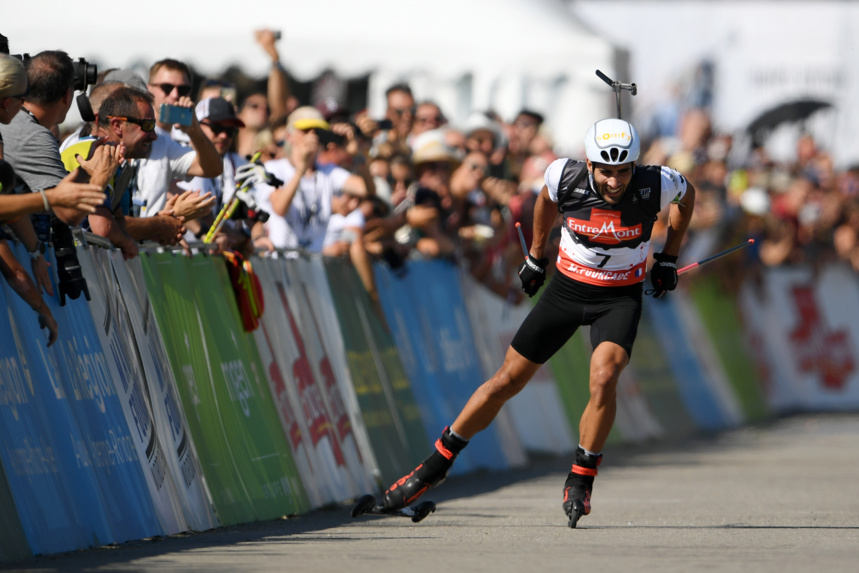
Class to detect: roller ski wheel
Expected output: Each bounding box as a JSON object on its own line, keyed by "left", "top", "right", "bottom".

{"left": 565, "top": 497, "right": 589, "bottom": 529}
{"left": 350, "top": 494, "right": 436, "bottom": 523}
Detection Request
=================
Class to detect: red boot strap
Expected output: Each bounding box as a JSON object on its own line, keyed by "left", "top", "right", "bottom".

{"left": 571, "top": 464, "right": 598, "bottom": 477}
{"left": 435, "top": 438, "right": 455, "bottom": 460}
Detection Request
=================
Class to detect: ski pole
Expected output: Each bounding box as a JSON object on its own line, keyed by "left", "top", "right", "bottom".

{"left": 677, "top": 238, "right": 755, "bottom": 275}
{"left": 515, "top": 222, "right": 529, "bottom": 259}
{"left": 204, "top": 151, "right": 263, "bottom": 244}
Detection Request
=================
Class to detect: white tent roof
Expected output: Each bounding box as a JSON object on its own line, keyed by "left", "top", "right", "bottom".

{"left": 4, "top": 0, "right": 620, "bottom": 154}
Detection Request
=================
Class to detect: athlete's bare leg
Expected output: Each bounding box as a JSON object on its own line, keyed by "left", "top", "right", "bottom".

{"left": 451, "top": 346, "right": 542, "bottom": 439}
{"left": 578, "top": 341, "right": 629, "bottom": 452}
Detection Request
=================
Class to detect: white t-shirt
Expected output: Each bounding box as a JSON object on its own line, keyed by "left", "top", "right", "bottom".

{"left": 323, "top": 208, "right": 365, "bottom": 249}
{"left": 131, "top": 125, "right": 195, "bottom": 217}
{"left": 256, "top": 159, "right": 351, "bottom": 252}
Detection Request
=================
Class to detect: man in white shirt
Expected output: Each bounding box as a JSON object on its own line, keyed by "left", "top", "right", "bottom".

{"left": 132, "top": 59, "right": 222, "bottom": 217}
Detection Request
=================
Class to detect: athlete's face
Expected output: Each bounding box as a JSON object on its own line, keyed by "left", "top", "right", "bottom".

{"left": 588, "top": 160, "right": 634, "bottom": 205}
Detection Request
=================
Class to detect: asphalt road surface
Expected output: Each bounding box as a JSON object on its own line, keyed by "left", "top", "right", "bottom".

{"left": 3, "top": 413, "right": 858, "bottom": 573}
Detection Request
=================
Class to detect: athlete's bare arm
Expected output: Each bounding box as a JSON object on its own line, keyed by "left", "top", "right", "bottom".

{"left": 529, "top": 185, "right": 560, "bottom": 260}
{"left": 661, "top": 181, "right": 696, "bottom": 256}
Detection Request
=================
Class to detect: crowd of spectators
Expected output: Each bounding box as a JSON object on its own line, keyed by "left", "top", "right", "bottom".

{"left": 2, "top": 29, "right": 859, "bottom": 344}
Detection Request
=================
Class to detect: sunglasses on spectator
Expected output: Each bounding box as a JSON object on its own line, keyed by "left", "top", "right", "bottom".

{"left": 108, "top": 115, "right": 157, "bottom": 132}
{"left": 391, "top": 107, "right": 415, "bottom": 116}
{"left": 150, "top": 82, "right": 192, "bottom": 97}
{"left": 203, "top": 123, "right": 238, "bottom": 137}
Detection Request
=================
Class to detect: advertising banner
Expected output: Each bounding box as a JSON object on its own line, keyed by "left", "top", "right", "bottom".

{"left": 1, "top": 243, "right": 161, "bottom": 553}
{"left": 254, "top": 257, "right": 341, "bottom": 507}
{"left": 627, "top": 304, "right": 698, "bottom": 438}
{"left": 689, "top": 277, "right": 768, "bottom": 422}
{"left": 144, "top": 254, "right": 308, "bottom": 523}
{"left": 645, "top": 295, "right": 736, "bottom": 431}
{"left": 283, "top": 257, "right": 375, "bottom": 496}
{"left": 113, "top": 254, "right": 218, "bottom": 531}
{"left": 458, "top": 271, "right": 568, "bottom": 457}
{"left": 374, "top": 260, "right": 509, "bottom": 474}
{"left": 0, "top": 281, "right": 108, "bottom": 555}
{"left": 324, "top": 257, "right": 429, "bottom": 483}
{"left": 739, "top": 264, "right": 859, "bottom": 411}
{"left": 78, "top": 246, "right": 187, "bottom": 535}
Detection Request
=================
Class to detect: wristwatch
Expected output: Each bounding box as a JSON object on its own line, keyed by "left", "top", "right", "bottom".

{"left": 28, "top": 240, "right": 45, "bottom": 261}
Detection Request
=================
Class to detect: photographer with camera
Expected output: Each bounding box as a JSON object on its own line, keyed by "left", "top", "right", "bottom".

{"left": 178, "top": 96, "right": 257, "bottom": 256}
{"left": 0, "top": 50, "right": 117, "bottom": 309}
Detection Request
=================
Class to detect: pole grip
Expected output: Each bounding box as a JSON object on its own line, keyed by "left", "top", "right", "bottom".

{"left": 595, "top": 69, "right": 614, "bottom": 87}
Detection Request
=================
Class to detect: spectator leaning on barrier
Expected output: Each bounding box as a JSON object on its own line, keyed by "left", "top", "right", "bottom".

{"left": 133, "top": 58, "right": 222, "bottom": 218}
{"left": 236, "top": 105, "right": 369, "bottom": 255}
{"left": 380, "top": 118, "right": 696, "bottom": 529}
{"left": 61, "top": 87, "right": 159, "bottom": 258}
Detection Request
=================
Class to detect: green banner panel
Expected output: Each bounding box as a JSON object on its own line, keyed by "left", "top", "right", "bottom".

{"left": 324, "top": 260, "right": 427, "bottom": 484}
{"left": 143, "top": 254, "right": 308, "bottom": 524}
{"left": 628, "top": 308, "right": 698, "bottom": 437}
{"left": 689, "top": 277, "right": 769, "bottom": 422}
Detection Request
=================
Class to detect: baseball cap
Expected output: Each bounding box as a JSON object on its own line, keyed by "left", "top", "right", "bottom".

{"left": 196, "top": 97, "right": 245, "bottom": 127}
{"left": 287, "top": 106, "right": 330, "bottom": 132}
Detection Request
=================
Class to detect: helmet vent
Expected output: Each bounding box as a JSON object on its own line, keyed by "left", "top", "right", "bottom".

{"left": 619, "top": 150, "right": 628, "bottom": 162}
{"left": 600, "top": 150, "right": 610, "bottom": 162}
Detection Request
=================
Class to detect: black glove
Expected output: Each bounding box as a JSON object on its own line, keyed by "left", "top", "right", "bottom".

{"left": 518, "top": 254, "right": 548, "bottom": 297}
{"left": 650, "top": 252, "right": 678, "bottom": 298}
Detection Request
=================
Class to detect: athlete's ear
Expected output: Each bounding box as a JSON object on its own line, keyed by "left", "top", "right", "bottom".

{"left": 586, "top": 159, "right": 593, "bottom": 173}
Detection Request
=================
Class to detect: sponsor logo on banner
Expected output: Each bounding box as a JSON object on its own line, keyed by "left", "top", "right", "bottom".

{"left": 789, "top": 285, "right": 855, "bottom": 390}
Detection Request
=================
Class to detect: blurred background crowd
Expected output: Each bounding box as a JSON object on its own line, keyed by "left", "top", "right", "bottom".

{"left": 2, "top": 27, "right": 858, "bottom": 328}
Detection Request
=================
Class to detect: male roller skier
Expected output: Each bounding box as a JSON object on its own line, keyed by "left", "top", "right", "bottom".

{"left": 383, "top": 118, "right": 696, "bottom": 527}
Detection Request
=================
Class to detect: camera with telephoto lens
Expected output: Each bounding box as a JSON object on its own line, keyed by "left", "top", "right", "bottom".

{"left": 11, "top": 53, "right": 97, "bottom": 92}
{"left": 51, "top": 217, "right": 90, "bottom": 306}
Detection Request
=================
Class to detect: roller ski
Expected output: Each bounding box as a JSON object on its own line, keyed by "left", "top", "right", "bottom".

{"left": 350, "top": 494, "right": 436, "bottom": 523}
{"left": 562, "top": 446, "right": 602, "bottom": 528}
{"left": 351, "top": 426, "right": 468, "bottom": 523}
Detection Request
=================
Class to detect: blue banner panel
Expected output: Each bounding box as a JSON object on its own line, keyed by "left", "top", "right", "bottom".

{"left": 375, "top": 260, "right": 508, "bottom": 474}
{"left": 644, "top": 296, "right": 729, "bottom": 431}
{"left": 49, "top": 283, "right": 163, "bottom": 543}
{"left": 0, "top": 276, "right": 111, "bottom": 554}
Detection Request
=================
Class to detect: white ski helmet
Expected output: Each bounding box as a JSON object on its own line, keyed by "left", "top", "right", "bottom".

{"left": 584, "top": 118, "right": 640, "bottom": 165}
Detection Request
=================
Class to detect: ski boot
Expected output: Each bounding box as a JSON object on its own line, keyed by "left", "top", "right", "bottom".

{"left": 562, "top": 446, "right": 602, "bottom": 528}
{"left": 383, "top": 426, "right": 468, "bottom": 512}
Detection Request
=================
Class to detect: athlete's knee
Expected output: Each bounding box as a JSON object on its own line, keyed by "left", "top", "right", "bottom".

{"left": 484, "top": 363, "right": 532, "bottom": 402}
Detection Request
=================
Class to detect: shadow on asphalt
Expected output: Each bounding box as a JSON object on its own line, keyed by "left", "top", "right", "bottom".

{"left": 4, "top": 413, "right": 855, "bottom": 572}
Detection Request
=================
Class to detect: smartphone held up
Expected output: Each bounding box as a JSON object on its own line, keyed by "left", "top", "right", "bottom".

{"left": 159, "top": 103, "right": 194, "bottom": 126}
